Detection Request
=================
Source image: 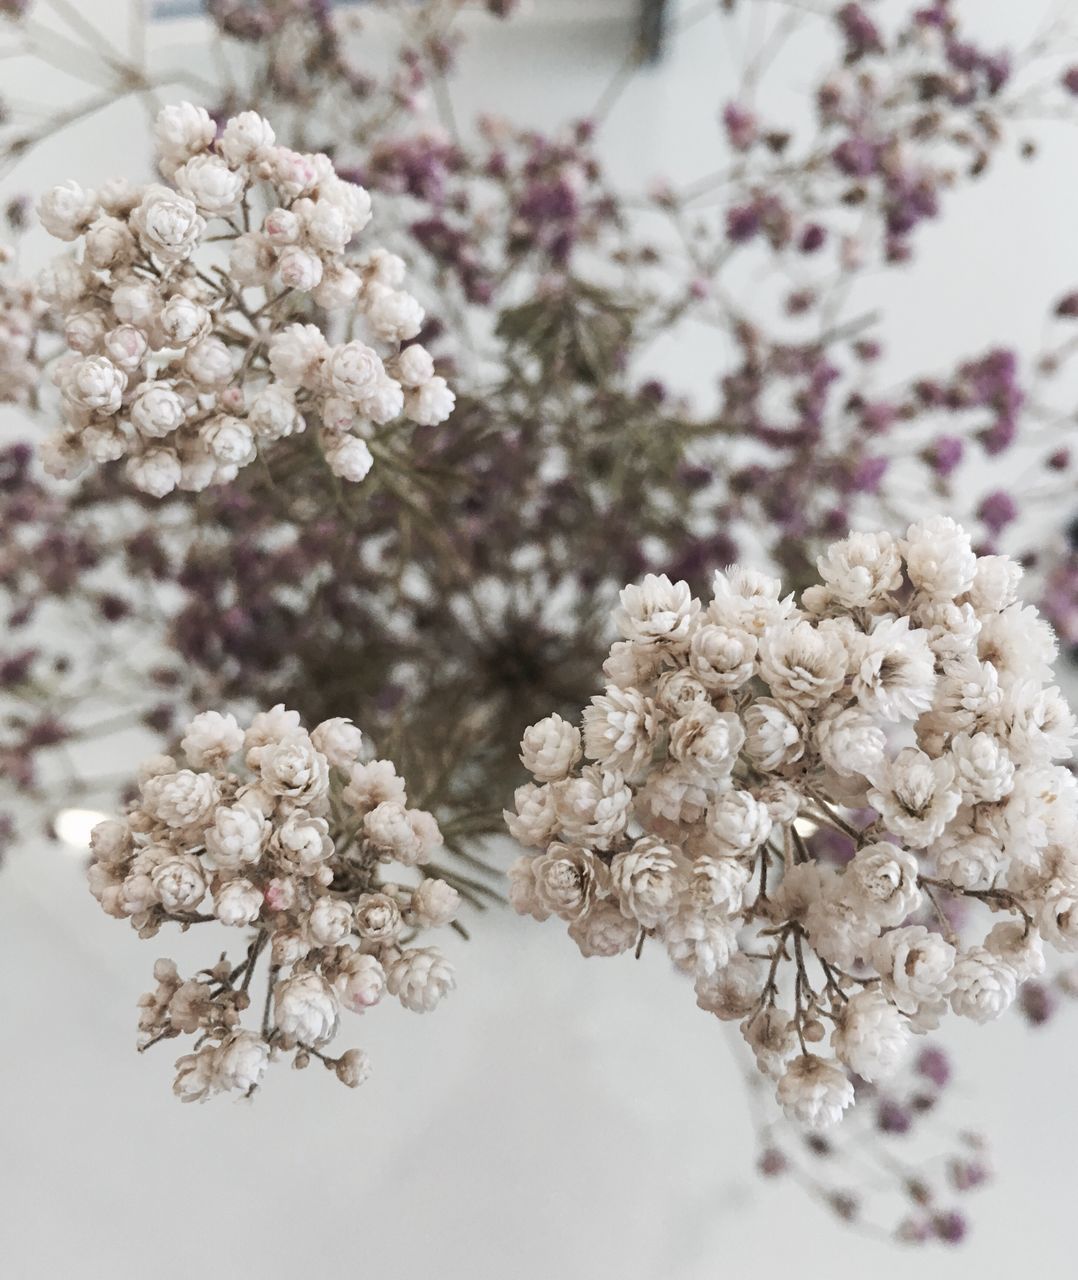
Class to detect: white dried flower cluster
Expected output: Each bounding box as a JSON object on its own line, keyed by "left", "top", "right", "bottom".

{"left": 507, "top": 519, "right": 1078, "bottom": 1129}
{"left": 36, "top": 102, "right": 454, "bottom": 496}
{"left": 0, "top": 244, "right": 46, "bottom": 404}
{"left": 88, "top": 707, "right": 458, "bottom": 1101}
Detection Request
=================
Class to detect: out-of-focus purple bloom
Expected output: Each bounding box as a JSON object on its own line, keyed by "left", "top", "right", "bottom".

{"left": 928, "top": 435, "right": 964, "bottom": 477}
{"left": 799, "top": 223, "right": 827, "bottom": 253}
{"left": 849, "top": 455, "right": 889, "bottom": 494}
{"left": 1019, "top": 980, "right": 1058, "bottom": 1027}
{"left": 722, "top": 102, "right": 758, "bottom": 152}
{"left": 916, "top": 1046, "right": 951, "bottom": 1089}
{"left": 877, "top": 1099, "right": 913, "bottom": 1134}
{"left": 832, "top": 136, "right": 879, "bottom": 177}
{"left": 726, "top": 203, "right": 761, "bottom": 242}
{"left": 836, "top": 3, "right": 884, "bottom": 62}
{"left": 977, "top": 489, "right": 1017, "bottom": 535}
{"left": 933, "top": 1211, "right": 968, "bottom": 1245}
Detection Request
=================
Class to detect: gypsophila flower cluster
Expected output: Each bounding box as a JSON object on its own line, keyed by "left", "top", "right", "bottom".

{"left": 508, "top": 519, "right": 1078, "bottom": 1128}
{"left": 36, "top": 102, "right": 453, "bottom": 497}
{"left": 88, "top": 706, "right": 458, "bottom": 1100}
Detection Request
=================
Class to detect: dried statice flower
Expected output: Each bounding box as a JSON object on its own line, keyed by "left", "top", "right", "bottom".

{"left": 35, "top": 102, "right": 453, "bottom": 497}
{"left": 88, "top": 707, "right": 458, "bottom": 1100}
{"left": 508, "top": 519, "right": 1077, "bottom": 1128}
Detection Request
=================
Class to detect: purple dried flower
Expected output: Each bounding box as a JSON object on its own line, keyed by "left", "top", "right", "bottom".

{"left": 836, "top": 4, "right": 884, "bottom": 62}
{"left": 798, "top": 223, "right": 826, "bottom": 253}
{"left": 916, "top": 1046, "right": 952, "bottom": 1089}
{"left": 1018, "top": 980, "right": 1058, "bottom": 1027}
{"left": 758, "top": 1147, "right": 788, "bottom": 1176}
{"left": 885, "top": 172, "right": 940, "bottom": 237}
{"left": 983, "top": 54, "right": 1011, "bottom": 95}
{"left": 949, "top": 1158, "right": 990, "bottom": 1191}
{"left": 849, "top": 455, "right": 889, "bottom": 494}
{"left": 933, "top": 1211, "right": 968, "bottom": 1245}
{"left": 877, "top": 1098, "right": 913, "bottom": 1134}
{"left": 832, "top": 136, "right": 879, "bottom": 177}
{"left": 0, "top": 650, "right": 34, "bottom": 687}
{"left": 928, "top": 435, "right": 964, "bottom": 477}
{"left": 722, "top": 103, "right": 758, "bottom": 151}
{"left": 725, "top": 203, "right": 761, "bottom": 243}
{"left": 977, "top": 489, "right": 1017, "bottom": 535}
{"left": 98, "top": 594, "right": 130, "bottom": 623}
{"left": 858, "top": 401, "right": 896, "bottom": 433}
{"left": 24, "top": 717, "right": 67, "bottom": 749}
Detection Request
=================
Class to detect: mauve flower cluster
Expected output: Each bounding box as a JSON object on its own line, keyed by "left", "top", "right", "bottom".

{"left": 623, "top": 0, "right": 1077, "bottom": 618}
{"left": 36, "top": 101, "right": 453, "bottom": 496}
{"left": 686, "top": 319, "right": 1074, "bottom": 601}
{"left": 363, "top": 115, "right": 619, "bottom": 306}
{"left": 714, "top": 0, "right": 1061, "bottom": 267}
{"left": 89, "top": 706, "right": 458, "bottom": 1100}
{"left": 508, "top": 520, "right": 1077, "bottom": 1128}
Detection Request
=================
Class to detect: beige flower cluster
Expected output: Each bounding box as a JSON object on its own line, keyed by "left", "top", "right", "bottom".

{"left": 507, "top": 518, "right": 1078, "bottom": 1128}
{"left": 89, "top": 707, "right": 458, "bottom": 1101}
{"left": 36, "top": 102, "right": 453, "bottom": 496}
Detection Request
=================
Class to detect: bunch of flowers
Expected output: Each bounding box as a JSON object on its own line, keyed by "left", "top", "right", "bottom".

{"left": 508, "top": 518, "right": 1077, "bottom": 1128}
{"left": 88, "top": 705, "right": 459, "bottom": 1101}
{"left": 36, "top": 101, "right": 453, "bottom": 497}
{"left": 0, "top": 0, "right": 1074, "bottom": 1244}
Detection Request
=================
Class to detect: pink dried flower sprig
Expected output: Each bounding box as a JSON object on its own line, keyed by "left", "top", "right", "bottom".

{"left": 89, "top": 706, "right": 459, "bottom": 1100}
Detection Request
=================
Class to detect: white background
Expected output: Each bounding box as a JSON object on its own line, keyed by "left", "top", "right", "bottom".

{"left": 2, "top": 2, "right": 1077, "bottom": 1276}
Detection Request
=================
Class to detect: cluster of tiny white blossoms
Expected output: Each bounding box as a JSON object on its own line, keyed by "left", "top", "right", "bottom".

{"left": 0, "top": 244, "right": 46, "bottom": 404}
{"left": 507, "top": 518, "right": 1078, "bottom": 1129}
{"left": 36, "top": 101, "right": 454, "bottom": 497}
{"left": 88, "top": 706, "right": 458, "bottom": 1101}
